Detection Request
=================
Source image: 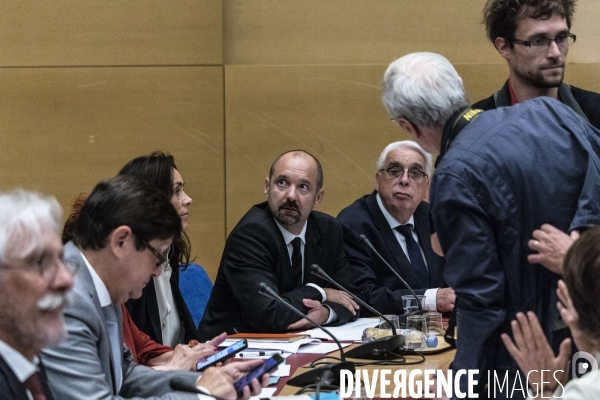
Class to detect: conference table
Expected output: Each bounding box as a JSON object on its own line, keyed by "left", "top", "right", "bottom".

{"left": 272, "top": 341, "right": 456, "bottom": 398}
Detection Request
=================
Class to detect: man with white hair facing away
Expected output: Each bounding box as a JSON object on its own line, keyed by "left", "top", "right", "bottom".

{"left": 0, "top": 189, "right": 76, "bottom": 400}
{"left": 382, "top": 52, "right": 600, "bottom": 399}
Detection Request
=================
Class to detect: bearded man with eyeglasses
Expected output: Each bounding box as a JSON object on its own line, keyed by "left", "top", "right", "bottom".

{"left": 337, "top": 141, "right": 453, "bottom": 317}
{"left": 474, "top": 0, "right": 600, "bottom": 130}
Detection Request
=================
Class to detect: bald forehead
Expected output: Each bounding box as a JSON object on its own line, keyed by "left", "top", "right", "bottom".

{"left": 273, "top": 151, "right": 315, "bottom": 170}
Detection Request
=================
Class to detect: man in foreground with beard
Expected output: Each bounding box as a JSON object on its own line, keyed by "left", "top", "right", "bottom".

{"left": 199, "top": 150, "right": 359, "bottom": 340}
{"left": 0, "top": 189, "right": 75, "bottom": 400}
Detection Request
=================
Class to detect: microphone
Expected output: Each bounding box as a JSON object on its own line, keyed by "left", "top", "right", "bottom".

{"left": 169, "top": 377, "right": 226, "bottom": 400}
{"left": 360, "top": 234, "right": 428, "bottom": 319}
{"left": 258, "top": 282, "right": 355, "bottom": 387}
{"left": 310, "top": 264, "right": 405, "bottom": 360}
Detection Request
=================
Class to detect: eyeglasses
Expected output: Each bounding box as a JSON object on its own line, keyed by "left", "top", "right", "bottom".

{"left": 139, "top": 238, "right": 170, "bottom": 269}
{"left": 0, "top": 255, "right": 79, "bottom": 282}
{"left": 378, "top": 167, "right": 428, "bottom": 182}
{"left": 512, "top": 32, "right": 576, "bottom": 52}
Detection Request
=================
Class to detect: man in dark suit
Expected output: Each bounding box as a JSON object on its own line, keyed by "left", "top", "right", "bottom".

{"left": 338, "top": 141, "right": 454, "bottom": 316}
{"left": 474, "top": 0, "right": 600, "bottom": 129}
{"left": 199, "top": 150, "right": 359, "bottom": 340}
{"left": 0, "top": 190, "right": 75, "bottom": 400}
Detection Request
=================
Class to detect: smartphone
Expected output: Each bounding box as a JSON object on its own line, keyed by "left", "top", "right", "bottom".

{"left": 195, "top": 339, "right": 248, "bottom": 371}
{"left": 233, "top": 354, "right": 284, "bottom": 396}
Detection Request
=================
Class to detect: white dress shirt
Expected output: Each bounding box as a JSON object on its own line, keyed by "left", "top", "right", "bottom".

{"left": 275, "top": 219, "right": 337, "bottom": 324}
{"left": 154, "top": 268, "right": 182, "bottom": 347}
{"left": 0, "top": 339, "right": 38, "bottom": 400}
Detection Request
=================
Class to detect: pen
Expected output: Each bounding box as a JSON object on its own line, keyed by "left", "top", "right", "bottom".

{"left": 238, "top": 351, "right": 283, "bottom": 357}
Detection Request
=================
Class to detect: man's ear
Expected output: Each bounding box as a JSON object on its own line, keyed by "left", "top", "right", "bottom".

{"left": 398, "top": 118, "right": 420, "bottom": 138}
{"left": 108, "top": 225, "right": 134, "bottom": 259}
{"left": 314, "top": 188, "right": 325, "bottom": 207}
{"left": 264, "top": 177, "right": 270, "bottom": 197}
{"left": 494, "top": 37, "right": 512, "bottom": 60}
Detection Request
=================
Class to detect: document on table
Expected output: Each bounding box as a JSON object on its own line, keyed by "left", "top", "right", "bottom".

{"left": 296, "top": 342, "right": 352, "bottom": 354}
{"left": 299, "top": 318, "right": 377, "bottom": 341}
{"left": 222, "top": 337, "right": 320, "bottom": 353}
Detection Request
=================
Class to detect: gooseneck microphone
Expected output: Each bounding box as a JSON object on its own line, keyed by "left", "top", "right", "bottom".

{"left": 360, "top": 234, "right": 425, "bottom": 313}
{"left": 310, "top": 264, "right": 405, "bottom": 360}
{"left": 258, "top": 282, "right": 355, "bottom": 387}
{"left": 310, "top": 264, "right": 396, "bottom": 335}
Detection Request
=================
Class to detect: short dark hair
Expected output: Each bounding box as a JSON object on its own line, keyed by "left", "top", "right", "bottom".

{"left": 72, "top": 175, "right": 182, "bottom": 251}
{"left": 483, "top": 0, "right": 576, "bottom": 44}
{"left": 118, "top": 151, "right": 192, "bottom": 268}
{"left": 269, "top": 150, "right": 324, "bottom": 191}
{"left": 562, "top": 226, "right": 600, "bottom": 338}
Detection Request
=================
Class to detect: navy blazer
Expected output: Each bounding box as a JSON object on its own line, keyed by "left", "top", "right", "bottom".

{"left": 0, "top": 356, "right": 55, "bottom": 400}
{"left": 198, "top": 202, "right": 358, "bottom": 341}
{"left": 337, "top": 191, "right": 445, "bottom": 316}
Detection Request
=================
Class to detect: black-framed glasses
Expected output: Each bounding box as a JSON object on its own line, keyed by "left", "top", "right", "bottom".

{"left": 0, "top": 256, "right": 79, "bottom": 282}
{"left": 512, "top": 32, "right": 576, "bottom": 51}
{"left": 139, "top": 238, "right": 170, "bottom": 269}
{"left": 378, "top": 167, "right": 428, "bottom": 182}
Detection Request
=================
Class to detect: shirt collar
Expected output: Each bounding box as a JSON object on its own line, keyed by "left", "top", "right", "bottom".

{"left": 80, "top": 250, "right": 112, "bottom": 307}
{"left": 0, "top": 339, "right": 38, "bottom": 383}
{"left": 375, "top": 192, "right": 414, "bottom": 229}
{"left": 275, "top": 219, "right": 307, "bottom": 246}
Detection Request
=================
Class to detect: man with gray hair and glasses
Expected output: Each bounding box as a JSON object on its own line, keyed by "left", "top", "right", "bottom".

{"left": 0, "top": 189, "right": 77, "bottom": 400}
{"left": 382, "top": 51, "right": 600, "bottom": 399}
{"left": 338, "top": 141, "right": 453, "bottom": 317}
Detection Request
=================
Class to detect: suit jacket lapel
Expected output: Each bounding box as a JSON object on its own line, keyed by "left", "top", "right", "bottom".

{"left": 413, "top": 207, "right": 432, "bottom": 286}
{"left": 38, "top": 360, "right": 56, "bottom": 400}
{"left": 0, "top": 355, "right": 29, "bottom": 400}
{"left": 365, "top": 193, "right": 411, "bottom": 279}
{"left": 303, "top": 216, "right": 322, "bottom": 285}
{"left": 64, "top": 242, "right": 118, "bottom": 394}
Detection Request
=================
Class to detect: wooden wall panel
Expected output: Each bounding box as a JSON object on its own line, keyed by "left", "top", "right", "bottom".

{"left": 0, "top": 0, "right": 222, "bottom": 66}
{"left": 224, "top": 0, "right": 600, "bottom": 65}
{"left": 224, "top": 0, "right": 497, "bottom": 65}
{"left": 0, "top": 66, "right": 225, "bottom": 277}
{"left": 224, "top": 61, "right": 599, "bottom": 233}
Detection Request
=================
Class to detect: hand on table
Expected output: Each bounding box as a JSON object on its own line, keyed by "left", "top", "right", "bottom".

{"left": 286, "top": 298, "right": 330, "bottom": 330}
{"left": 435, "top": 287, "right": 455, "bottom": 312}
{"left": 323, "top": 288, "right": 359, "bottom": 315}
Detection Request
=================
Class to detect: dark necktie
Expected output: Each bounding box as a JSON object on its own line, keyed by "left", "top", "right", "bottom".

{"left": 24, "top": 372, "right": 47, "bottom": 400}
{"left": 395, "top": 224, "right": 429, "bottom": 284}
{"left": 291, "top": 237, "right": 303, "bottom": 288}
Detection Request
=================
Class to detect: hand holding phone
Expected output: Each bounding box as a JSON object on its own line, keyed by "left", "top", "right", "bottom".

{"left": 196, "top": 339, "right": 248, "bottom": 371}
{"left": 233, "top": 354, "right": 284, "bottom": 396}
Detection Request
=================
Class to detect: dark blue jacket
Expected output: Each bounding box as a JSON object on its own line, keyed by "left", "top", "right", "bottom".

{"left": 431, "top": 97, "right": 600, "bottom": 396}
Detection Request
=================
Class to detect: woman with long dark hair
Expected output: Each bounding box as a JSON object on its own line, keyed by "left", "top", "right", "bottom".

{"left": 120, "top": 151, "right": 201, "bottom": 346}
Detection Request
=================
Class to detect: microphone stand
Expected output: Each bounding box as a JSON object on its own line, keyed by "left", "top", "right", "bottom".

{"left": 258, "top": 283, "right": 355, "bottom": 388}
{"left": 310, "top": 264, "right": 405, "bottom": 360}
{"left": 360, "top": 234, "right": 429, "bottom": 325}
